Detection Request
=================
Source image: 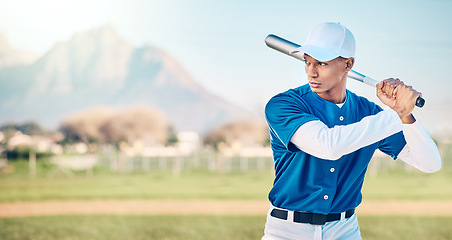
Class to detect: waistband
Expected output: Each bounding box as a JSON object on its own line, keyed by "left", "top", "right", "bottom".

{"left": 270, "top": 206, "right": 355, "bottom": 225}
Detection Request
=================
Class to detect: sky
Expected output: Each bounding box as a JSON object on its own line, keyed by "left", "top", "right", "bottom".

{"left": 1, "top": 0, "right": 451, "bottom": 132}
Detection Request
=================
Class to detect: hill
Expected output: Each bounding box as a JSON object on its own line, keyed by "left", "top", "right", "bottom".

{"left": 0, "top": 25, "right": 253, "bottom": 133}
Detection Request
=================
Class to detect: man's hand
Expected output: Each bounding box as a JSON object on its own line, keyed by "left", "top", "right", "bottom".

{"left": 376, "top": 78, "right": 422, "bottom": 124}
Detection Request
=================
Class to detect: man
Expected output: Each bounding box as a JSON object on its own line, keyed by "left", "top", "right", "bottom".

{"left": 262, "top": 22, "right": 441, "bottom": 240}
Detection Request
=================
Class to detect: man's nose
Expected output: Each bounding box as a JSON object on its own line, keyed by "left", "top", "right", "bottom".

{"left": 306, "top": 65, "right": 318, "bottom": 78}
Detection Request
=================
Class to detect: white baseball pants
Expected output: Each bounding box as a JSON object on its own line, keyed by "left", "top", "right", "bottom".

{"left": 262, "top": 206, "right": 362, "bottom": 240}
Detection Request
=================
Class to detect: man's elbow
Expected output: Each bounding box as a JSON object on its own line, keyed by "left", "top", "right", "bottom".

{"left": 321, "top": 148, "right": 344, "bottom": 161}
{"left": 421, "top": 157, "right": 442, "bottom": 173}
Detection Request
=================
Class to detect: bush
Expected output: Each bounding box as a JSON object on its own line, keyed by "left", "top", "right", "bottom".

{"left": 6, "top": 147, "right": 53, "bottom": 160}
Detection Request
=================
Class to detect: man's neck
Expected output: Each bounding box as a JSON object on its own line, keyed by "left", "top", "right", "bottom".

{"left": 317, "top": 89, "right": 347, "bottom": 104}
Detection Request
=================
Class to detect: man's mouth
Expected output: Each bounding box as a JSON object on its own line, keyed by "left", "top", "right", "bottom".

{"left": 309, "top": 81, "right": 321, "bottom": 88}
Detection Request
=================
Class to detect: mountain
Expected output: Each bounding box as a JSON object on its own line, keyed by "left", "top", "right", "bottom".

{"left": 0, "top": 25, "right": 252, "bottom": 133}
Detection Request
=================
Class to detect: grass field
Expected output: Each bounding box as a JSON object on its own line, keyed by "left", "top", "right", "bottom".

{"left": 1, "top": 159, "right": 452, "bottom": 202}
{"left": 1, "top": 159, "right": 452, "bottom": 239}
{"left": 1, "top": 215, "right": 452, "bottom": 240}
{"left": 0, "top": 166, "right": 274, "bottom": 202}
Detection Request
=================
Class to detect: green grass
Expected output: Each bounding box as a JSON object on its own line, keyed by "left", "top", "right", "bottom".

{"left": 358, "top": 216, "right": 452, "bottom": 240}
{"left": 1, "top": 159, "right": 452, "bottom": 202}
{"left": 362, "top": 168, "right": 452, "bottom": 200}
{"left": 0, "top": 162, "right": 274, "bottom": 202}
{"left": 2, "top": 160, "right": 452, "bottom": 239}
{"left": 0, "top": 215, "right": 451, "bottom": 240}
{"left": 0, "top": 215, "right": 266, "bottom": 240}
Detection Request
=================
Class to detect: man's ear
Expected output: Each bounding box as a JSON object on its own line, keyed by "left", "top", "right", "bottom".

{"left": 345, "top": 58, "right": 355, "bottom": 72}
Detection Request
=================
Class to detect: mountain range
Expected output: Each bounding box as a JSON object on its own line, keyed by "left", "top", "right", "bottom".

{"left": 0, "top": 25, "right": 253, "bottom": 134}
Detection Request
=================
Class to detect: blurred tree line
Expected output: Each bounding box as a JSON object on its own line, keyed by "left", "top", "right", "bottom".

{"left": 0, "top": 106, "right": 269, "bottom": 158}
{"left": 0, "top": 122, "right": 52, "bottom": 159}
{"left": 0, "top": 122, "right": 46, "bottom": 138}
{"left": 204, "top": 120, "right": 269, "bottom": 149}
{"left": 59, "top": 106, "right": 173, "bottom": 147}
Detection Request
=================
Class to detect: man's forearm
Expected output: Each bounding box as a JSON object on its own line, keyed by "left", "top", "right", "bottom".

{"left": 290, "top": 109, "right": 403, "bottom": 160}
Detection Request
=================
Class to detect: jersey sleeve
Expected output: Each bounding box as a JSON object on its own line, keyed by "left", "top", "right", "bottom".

{"left": 377, "top": 131, "right": 406, "bottom": 160}
{"left": 265, "top": 93, "right": 319, "bottom": 152}
{"left": 396, "top": 121, "right": 441, "bottom": 172}
{"left": 291, "top": 109, "right": 404, "bottom": 160}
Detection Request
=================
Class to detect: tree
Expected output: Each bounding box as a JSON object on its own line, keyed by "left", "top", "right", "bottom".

{"left": 0, "top": 121, "right": 45, "bottom": 136}
{"left": 100, "top": 106, "right": 169, "bottom": 145}
{"left": 59, "top": 107, "right": 114, "bottom": 144}
{"left": 204, "top": 120, "right": 268, "bottom": 148}
{"left": 59, "top": 105, "right": 171, "bottom": 146}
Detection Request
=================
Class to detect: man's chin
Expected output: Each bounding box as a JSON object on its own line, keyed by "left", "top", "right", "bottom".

{"left": 309, "top": 86, "right": 323, "bottom": 93}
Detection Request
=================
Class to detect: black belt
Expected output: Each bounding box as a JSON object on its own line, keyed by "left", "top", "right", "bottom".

{"left": 270, "top": 208, "right": 355, "bottom": 225}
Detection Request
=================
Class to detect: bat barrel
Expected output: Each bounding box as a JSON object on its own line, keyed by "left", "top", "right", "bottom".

{"left": 265, "top": 34, "right": 304, "bottom": 61}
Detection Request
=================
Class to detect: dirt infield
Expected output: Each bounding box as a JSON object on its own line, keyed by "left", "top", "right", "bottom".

{"left": 2, "top": 199, "right": 452, "bottom": 218}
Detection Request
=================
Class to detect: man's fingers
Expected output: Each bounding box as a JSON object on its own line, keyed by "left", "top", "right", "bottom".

{"left": 393, "top": 85, "right": 399, "bottom": 98}
{"left": 381, "top": 78, "right": 406, "bottom": 99}
{"left": 378, "top": 78, "right": 422, "bottom": 117}
{"left": 381, "top": 78, "right": 395, "bottom": 99}
{"left": 383, "top": 79, "right": 394, "bottom": 98}
{"left": 394, "top": 84, "right": 422, "bottom": 110}
{"left": 407, "top": 85, "right": 422, "bottom": 98}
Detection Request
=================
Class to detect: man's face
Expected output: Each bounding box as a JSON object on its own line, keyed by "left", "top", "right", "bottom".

{"left": 303, "top": 54, "right": 353, "bottom": 103}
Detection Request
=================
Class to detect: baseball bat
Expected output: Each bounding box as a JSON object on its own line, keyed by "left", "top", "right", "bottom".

{"left": 265, "top": 34, "right": 425, "bottom": 108}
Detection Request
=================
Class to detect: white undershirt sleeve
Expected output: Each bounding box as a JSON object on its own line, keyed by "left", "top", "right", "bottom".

{"left": 397, "top": 122, "right": 442, "bottom": 173}
{"left": 290, "top": 109, "right": 403, "bottom": 160}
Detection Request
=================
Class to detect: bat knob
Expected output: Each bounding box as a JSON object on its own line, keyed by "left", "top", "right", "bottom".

{"left": 415, "top": 97, "right": 425, "bottom": 108}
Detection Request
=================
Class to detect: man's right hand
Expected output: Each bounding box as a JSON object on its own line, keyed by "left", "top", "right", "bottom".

{"left": 376, "top": 78, "right": 422, "bottom": 123}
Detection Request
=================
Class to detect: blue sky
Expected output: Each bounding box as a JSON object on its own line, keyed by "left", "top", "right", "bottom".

{"left": 1, "top": 0, "right": 451, "bottom": 132}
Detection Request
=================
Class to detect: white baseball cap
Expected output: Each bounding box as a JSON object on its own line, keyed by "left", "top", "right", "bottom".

{"left": 290, "top": 22, "right": 355, "bottom": 61}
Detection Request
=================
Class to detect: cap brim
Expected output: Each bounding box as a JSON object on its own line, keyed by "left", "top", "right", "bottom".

{"left": 289, "top": 45, "right": 339, "bottom": 62}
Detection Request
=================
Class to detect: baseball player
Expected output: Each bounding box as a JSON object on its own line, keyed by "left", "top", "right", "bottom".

{"left": 262, "top": 22, "right": 441, "bottom": 240}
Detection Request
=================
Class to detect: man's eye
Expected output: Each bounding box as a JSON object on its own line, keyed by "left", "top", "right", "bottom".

{"left": 318, "top": 62, "right": 327, "bottom": 66}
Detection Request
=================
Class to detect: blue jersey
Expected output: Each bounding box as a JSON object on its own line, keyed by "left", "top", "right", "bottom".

{"left": 265, "top": 84, "right": 406, "bottom": 214}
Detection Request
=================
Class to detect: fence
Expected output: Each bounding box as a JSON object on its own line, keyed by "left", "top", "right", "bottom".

{"left": 96, "top": 147, "right": 275, "bottom": 177}
{"left": 98, "top": 142, "right": 452, "bottom": 176}
{"left": 3, "top": 142, "right": 451, "bottom": 178}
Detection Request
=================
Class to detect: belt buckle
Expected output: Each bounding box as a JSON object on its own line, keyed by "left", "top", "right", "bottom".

{"left": 270, "top": 208, "right": 288, "bottom": 220}
{"left": 311, "top": 213, "right": 327, "bottom": 225}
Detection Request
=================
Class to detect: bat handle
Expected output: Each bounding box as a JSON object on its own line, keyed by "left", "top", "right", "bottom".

{"left": 416, "top": 96, "right": 425, "bottom": 108}
{"left": 350, "top": 72, "right": 426, "bottom": 108}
